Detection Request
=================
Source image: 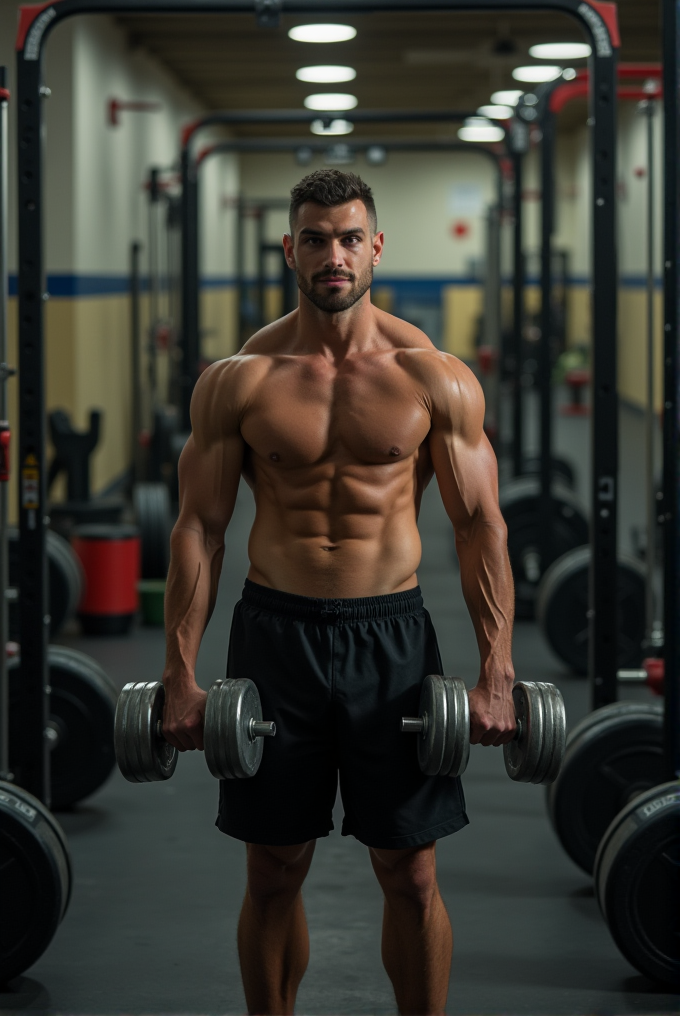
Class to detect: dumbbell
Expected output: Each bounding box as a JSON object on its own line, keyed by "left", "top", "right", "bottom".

{"left": 114, "top": 678, "right": 276, "bottom": 783}
{"left": 401, "top": 676, "right": 566, "bottom": 785}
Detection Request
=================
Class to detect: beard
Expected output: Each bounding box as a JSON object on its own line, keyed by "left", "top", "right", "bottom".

{"left": 296, "top": 263, "right": 373, "bottom": 313}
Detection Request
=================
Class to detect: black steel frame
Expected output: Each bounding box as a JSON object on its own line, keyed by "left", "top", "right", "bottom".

{"left": 186, "top": 137, "right": 506, "bottom": 390}
{"left": 16, "top": 0, "right": 618, "bottom": 804}
{"left": 662, "top": 0, "right": 679, "bottom": 781}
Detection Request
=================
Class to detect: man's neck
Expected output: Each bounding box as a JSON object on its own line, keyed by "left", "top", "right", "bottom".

{"left": 295, "top": 291, "right": 381, "bottom": 360}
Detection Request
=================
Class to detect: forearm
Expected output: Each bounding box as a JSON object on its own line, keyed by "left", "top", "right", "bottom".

{"left": 455, "top": 516, "right": 515, "bottom": 689}
{"left": 163, "top": 524, "right": 225, "bottom": 689}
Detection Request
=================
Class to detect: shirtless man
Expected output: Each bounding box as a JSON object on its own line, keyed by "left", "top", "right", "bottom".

{"left": 162, "top": 169, "right": 516, "bottom": 1016}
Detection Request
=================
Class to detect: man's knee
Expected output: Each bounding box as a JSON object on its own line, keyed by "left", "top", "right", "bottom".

{"left": 246, "top": 841, "right": 315, "bottom": 907}
{"left": 370, "top": 842, "right": 439, "bottom": 909}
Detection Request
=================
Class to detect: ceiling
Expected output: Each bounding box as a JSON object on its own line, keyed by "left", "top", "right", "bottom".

{"left": 117, "top": 3, "right": 661, "bottom": 139}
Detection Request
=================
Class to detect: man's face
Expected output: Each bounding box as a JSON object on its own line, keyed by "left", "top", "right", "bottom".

{"left": 283, "top": 200, "right": 383, "bottom": 314}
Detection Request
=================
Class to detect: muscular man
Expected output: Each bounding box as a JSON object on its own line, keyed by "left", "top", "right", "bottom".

{"left": 162, "top": 169, "right": 516, "bottom": 1016}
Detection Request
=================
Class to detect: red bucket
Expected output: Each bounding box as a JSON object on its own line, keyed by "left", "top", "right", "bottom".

{"left": 71, "top": 524, "right": 140, "bottom": 635}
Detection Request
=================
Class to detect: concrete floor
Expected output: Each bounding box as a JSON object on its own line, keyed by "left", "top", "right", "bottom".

{"left": 2, "top": 454, "right": 676, "bottom": 1016}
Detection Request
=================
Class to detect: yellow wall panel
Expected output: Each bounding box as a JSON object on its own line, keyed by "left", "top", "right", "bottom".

{"left": 442, "top": 285, "right": 482, "bottom": 361}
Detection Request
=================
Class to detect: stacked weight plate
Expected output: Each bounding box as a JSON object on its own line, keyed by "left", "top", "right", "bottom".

{"left": 594, "top": 781, "right": 680, "bottom": 988}
{"left": 0, "top": 781, "right": 72, "bottom": 982}
{"left": 415, "top": 675, "right": 470, "bottom": 778}
{"left": 114, "top": 681, "right": 178, "bottom": 783}
{"left": 204, "top": 679, "right": 269, "bottom": 779}
{"left": 504, "top": 681, "right": 566, "bottom": 785}
{"left": 547, "top": 701, "right": 665, "bottom": 873}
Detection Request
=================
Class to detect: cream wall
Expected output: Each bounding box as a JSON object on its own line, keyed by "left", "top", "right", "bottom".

{"left": 237, "top": 149, "right": 499, "bottom": 278}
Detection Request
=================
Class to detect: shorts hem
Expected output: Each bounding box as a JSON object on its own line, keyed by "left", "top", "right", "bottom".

{"left": 342, "top": 811, "right": 470, "bottom": 850}
{"left": 215, "top": 815, "right": 334, "bottom": 846}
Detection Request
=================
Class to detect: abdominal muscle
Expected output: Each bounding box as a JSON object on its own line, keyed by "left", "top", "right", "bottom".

{"left": 245, "top": 460, "right": 424, "bottom": 598}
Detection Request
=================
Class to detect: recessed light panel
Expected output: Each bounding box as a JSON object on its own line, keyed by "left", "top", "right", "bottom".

{"left": 310, "top": 119, "right": 354, "bottom": 135}
{"left": 529, "top": 42, "right": 591, "bottom": 59}
{"left": 458, "top": 124, "right": 505, "bottom": 143}
{"left": 304, "top": 93, "right": 358, "bottom": 111}
{"left": 477, "top": 105, "right": 514, "bottom": 120}
{"left": 490, "top": 90, "right": 523, "bottom": 106}
{"left": 296, "top": 65, "right": 356, "bottom": 83}
{"left": 288, "top": 24, "right": 357, "bottom": 43}
{"left": 512, "top": 65, "right": 563, "bottom": 82}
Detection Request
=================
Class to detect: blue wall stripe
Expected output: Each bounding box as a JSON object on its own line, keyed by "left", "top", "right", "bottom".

{"left": 6, "top": 272, "right": 664, "bottom": 299}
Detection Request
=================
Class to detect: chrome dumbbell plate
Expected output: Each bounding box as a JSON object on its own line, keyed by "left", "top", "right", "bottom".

{"left": 204, "top": 678, "right": 275, "bottom": 780}
{"left": 114, "top": 681, "right": 178, "bottom": 783}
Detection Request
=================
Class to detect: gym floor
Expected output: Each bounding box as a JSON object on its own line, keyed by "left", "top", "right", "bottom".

{"left": 1, "top": 404, "right": 674, "bottom": 1016}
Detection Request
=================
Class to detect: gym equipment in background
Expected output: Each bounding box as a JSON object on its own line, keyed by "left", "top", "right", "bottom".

{"left": 591, "top": 52, "right": 679, "bottom": 989}
{"left": 47, "top": 408, "right": 125, "bottom": 531}
{"left": 0, "top": 68, "right": 72, "bottom": 982}
{"left": 594, "top": 781, "right": 680, "bottom": 988}
{"left": 537, "top": 547, "right": 646, "bottom": 675}
{"left": 8, "top": 646, "right": 118, "bottom": 812}
{"left": 71, "top": 524, "right": 141, "bottom": 635}
{"left": 7, "top": 527, "right": 83, "bottom": 641}
{"left": 0, "top": 780, "right": 72, "bottom": 983}
{"left": 546, "top": 702, "right": 665, "bottom": 875}
{"left": 499, "top": 477, "right": 588, "bottom": 619}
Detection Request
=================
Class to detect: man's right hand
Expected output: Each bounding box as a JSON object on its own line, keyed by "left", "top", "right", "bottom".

{"left": 162, "top": 683, "right": 208, "bottom": 751}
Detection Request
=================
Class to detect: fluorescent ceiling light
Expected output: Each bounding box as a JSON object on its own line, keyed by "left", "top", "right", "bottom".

{"left": 289, "top": 24, "right": 357, "bottom": 43}
{"left": 310, "top": 118, "right": 354, "bottom": 136}
{"left": 304, "top": 93, "right": 358, "bottom": 111}
{"left": 490, "top": 89, "right": 523, "bottom": 106}
{"left": 458, "top": 119, "right": 505, "bottom": 142}
{"left": 512, "top": 65, "right": 563, "bottom": 82}
{"left": 477, "top": 104, "right": 514, "bottom": 120}
{"left": 529, "top": 42, "right": 591, "bottom": 59}
{"left": 296, "top": 65, "right": 356, "bottom": 83}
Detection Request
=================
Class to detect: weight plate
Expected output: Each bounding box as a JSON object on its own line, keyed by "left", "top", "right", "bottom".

{"left": 546, "top": 702, "right": 664, "bottom": 874}
{"left": 8, "top": 647, "right": 118, "bottom": 811}
{"left": 133, "top": 482, "right": 171, "bottom": 580}
{"left": 8, "top": 528, "right": 84, "bottom": 640}
{"left": 528, "top": 683, "right": 566, "bottom": 785}
{"left": 0, "top": 780, "right": 72, "bottom": 983}
{"left": 115, "top": 681, "right": 177, "bottom": 783}
{"left": 594, "top": 781, "right": 680, "bottom": 988}
{"left": 415, "top": 675, "right": 448, "bottom": 777}
{"left": 205, "top": 679, "right": 265, "bottom": 780}
{"left": 536, "top": 547, "right": 647, "bottom": 675}
{"left": 504, "top": 682, "right": 545, "bottom": 783}
{"left": 521, "top": 456, "right": 576, "bottom": 489}
{"left": 441, "top": 677, "right": 470, "bottom": 778}
{"left": 499, "top": 478, "right": 589, "bottom": 620}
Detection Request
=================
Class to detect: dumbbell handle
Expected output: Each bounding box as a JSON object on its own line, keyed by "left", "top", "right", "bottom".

{"left": 249, "top": 719, "right": 276, "bottom": 739}
{"left": 155, "top": 719, "right": 277, "bottom": 740}
{"left": 401, "top": 715, "right": 522, "bottom": 741}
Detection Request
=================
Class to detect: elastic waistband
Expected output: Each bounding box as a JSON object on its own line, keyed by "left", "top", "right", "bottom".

{"left": 242, "top": 579, "right": 424, "bottom": 623}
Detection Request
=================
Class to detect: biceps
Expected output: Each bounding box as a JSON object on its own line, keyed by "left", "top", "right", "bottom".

{"left": 176, "top": 432, "right": 244, "bottom": 538}
{"left": 430, "top": 429, "right": 501, "bottom": 532}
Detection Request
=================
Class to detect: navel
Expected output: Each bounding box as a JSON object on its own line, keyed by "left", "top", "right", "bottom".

{"left": 269, "top": 452, "right": 280, "bottom": 462}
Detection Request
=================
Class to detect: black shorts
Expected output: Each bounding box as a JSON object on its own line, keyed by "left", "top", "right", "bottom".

{"left": 216, "top": 580, "right": 469, "bottom": 850}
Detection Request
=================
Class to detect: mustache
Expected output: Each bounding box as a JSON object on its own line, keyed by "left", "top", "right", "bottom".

{"left": 312, "top": 270, "right": 355, "bottom": 283}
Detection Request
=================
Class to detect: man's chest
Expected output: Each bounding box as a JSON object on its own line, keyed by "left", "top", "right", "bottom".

{"left": 240, "top": 361, "right": 432, "bottom": 467}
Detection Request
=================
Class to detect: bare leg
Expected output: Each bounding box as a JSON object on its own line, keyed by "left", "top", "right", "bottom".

{"left": 370, "top": 841, "right": 452, "bottom": 1016}
{"left": 237, "top": 840, "right": 316, "bottom": 1016}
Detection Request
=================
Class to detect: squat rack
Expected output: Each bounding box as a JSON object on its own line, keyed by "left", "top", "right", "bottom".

{"left": 16, "top": 0, "right": 620, "bottom": 804}
{"left": 511, "top": 64, "right": 664, "bottom": 606}
{"left": 185, "top": 135, "right": 507, "bottom": 389}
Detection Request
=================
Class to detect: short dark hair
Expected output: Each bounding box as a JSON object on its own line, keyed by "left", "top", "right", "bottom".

{"left": 289, "top": 169, "right": 377, "bottom": 235}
